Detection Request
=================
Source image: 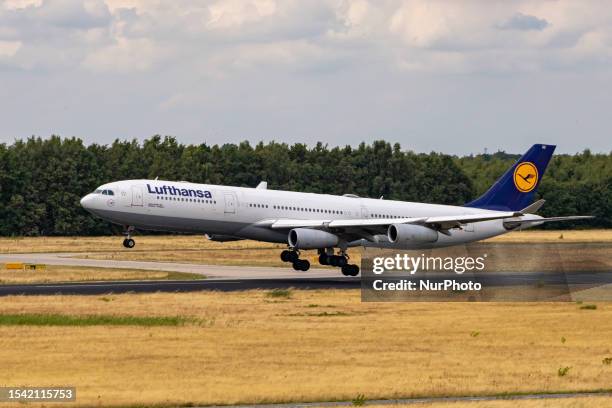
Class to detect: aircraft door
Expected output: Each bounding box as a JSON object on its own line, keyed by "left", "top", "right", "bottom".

{"left": 224, "top": 192, "right": 236, "bottom": 214}
{"left": 131, "top": 186, "right": 143, "bottom": 206}
{"left": 360, "top": 206, "right": 369, "bottom": 219}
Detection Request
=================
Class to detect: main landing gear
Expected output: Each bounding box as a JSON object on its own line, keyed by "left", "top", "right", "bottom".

{"left": 280, "top": 249, "right": 310, "bottom": 271}
{"left": 318, "top": 249, "right": 359, "bottom": 276}
{"left": 122, "top": 226, "right": 135, "bottom": 249}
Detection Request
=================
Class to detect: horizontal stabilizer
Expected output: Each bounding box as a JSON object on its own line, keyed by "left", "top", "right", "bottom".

{"left": 503, "top": 215, "right": 594, "bottom": 229}
{"left": 511, "top": 215, "right": 594, "bottom": 224}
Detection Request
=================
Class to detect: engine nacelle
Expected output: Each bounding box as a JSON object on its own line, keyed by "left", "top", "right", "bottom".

{"left": 288, "top": 228, "right": 339, "bottom": 249}
{"left": 387, "top": 224, "right": 438, "bottom": 244}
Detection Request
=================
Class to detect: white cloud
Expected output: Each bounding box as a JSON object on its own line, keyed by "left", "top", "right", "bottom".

{"left": 206, "top": 0, "right": 277, "bottom": 30}
{"left": 1, "top": 0, "right": 612, "bottom": 154}
{"left": 5, "top": 0, "right": 610, "bottom": 74}
{"left": 0, "top": 39, "right": 21, "bottom": 57}
{"left": 3, "top": 0, "right": 42, "bottom": 10}
{"left": 80, "top": 36, "right": 168, "bottom": 73}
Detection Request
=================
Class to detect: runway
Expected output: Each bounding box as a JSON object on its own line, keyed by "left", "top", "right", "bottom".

{"left": 1, "top": 252, "right": 611, "bottom": 297}
{"left": 0, "top": 252, "right": 338, "bottom": 279}
{"left": 0, "top": 271, "right": 611, "bottom": 296}
{"left": 203, "top": 391, "right": 612, "bottom": 408}
{"left": 0, "top": 277, "right": 360, "bottom": 296}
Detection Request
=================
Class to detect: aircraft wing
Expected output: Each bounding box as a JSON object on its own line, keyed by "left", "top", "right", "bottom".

{"left": 268, "top": 217, "right": 424, "bottom": 229}
{"left": 264, "top": 211, "right": 520, "bottom": 231}
{"left": 258, "top": 211, "right": 593, "bottom": 243}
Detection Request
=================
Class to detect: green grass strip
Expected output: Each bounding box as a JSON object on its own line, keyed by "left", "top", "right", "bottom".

{"left": 0, "top": 313, "right": 193, "bottom": 327}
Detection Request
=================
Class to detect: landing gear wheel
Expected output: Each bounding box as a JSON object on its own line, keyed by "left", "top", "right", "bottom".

{"left": 281, "top": 250, "right": 298, "bottom": 263}
{"left": 341, "top": 264, "right": 359, "bottom": 276}
{"left": 293, "top": 259, "right": 310, "bottom": 271}
{"left": 123, "top": 225, "right": 135, "bottom": 249}
{"left": 318, "top": 254, "right": 329, "bottom": 265}
{"left": 329, "top": 255, "right": 348, "bottom": 267}
{"left": 281, "top": 250, "right": 292, "bottom": 262}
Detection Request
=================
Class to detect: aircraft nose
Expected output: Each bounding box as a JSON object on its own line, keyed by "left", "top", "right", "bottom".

{"left": 80, "top": 194, "right": 94, "bottom": 209}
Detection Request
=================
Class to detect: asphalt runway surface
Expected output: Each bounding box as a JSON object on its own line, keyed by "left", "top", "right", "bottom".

{"left": 204, "top": 391, "right": 612, "bottom": 408}
{"left": 0, "top": 252, "right": 337, "bottom": 279}
{"left": 0, "top": 277, "right": 361, "bottom": 296}
{"left": 0, "top": 272, "right": 610, "bottom": 296}
{"left": 1, "top": 252, "right": 611, "bottom": 296}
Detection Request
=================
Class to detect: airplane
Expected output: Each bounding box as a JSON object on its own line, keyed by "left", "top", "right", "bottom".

{"left": 80, "top": 144, "right": 592, "bottom": 276}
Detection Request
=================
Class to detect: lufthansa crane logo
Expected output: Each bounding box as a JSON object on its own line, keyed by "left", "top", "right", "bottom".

{"left": 513, "top": 162, "right": 538, "bottom": 193}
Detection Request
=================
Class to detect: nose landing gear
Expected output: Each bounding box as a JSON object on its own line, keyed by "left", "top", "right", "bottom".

{"left": 122, "top": 238, "right": 135, "bottom": 248}
{"left": 280, "top": 249, "right": 310, "bottom": 271}
{"left": 122, "top": 226, "right": 136, "bottom": 249}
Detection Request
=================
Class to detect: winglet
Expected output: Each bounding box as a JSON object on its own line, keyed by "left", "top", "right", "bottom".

{"left": 256, "top": 181, "right": 268, "bottom": 189}
{"left": 521, "top": 199, "right": 546, "bottom": 214}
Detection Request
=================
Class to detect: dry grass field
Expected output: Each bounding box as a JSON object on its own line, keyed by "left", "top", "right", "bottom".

{"left": 487, "top": 229, "right": 612, "bottom": 243}
{"left": 363, "top": 397, "right": 611, "bottom": 408}
{"left": 0, "top": 265, "right": 202, "bottom": 284}
{"left": 0, "top": 230, "right": 610, "bottom": 269}
{"left": 0, "top": 290, "right": 610, "bottom": 407}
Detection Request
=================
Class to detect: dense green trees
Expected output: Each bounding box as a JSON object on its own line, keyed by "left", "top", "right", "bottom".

{"left": 0, "top": 136, "right": 609, "bottom": 236}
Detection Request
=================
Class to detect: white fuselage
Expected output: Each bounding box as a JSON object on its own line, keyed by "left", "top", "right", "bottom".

{"left": 80, "top": 179, "right": 534, "bottom": 249}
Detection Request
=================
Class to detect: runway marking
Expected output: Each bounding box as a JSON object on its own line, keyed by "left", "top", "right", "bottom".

{"left": 199, "top": 391, "right": 612, "bottom": 408}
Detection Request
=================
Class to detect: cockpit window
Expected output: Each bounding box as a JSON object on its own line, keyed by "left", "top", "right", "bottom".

{"left": 101, "top": 189, "right": 115, "bottom": 196}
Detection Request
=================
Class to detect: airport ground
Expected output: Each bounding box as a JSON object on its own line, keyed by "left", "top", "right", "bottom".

{"left": 0, "top": 290, "right": 611, "bottom": 407}
{"left": 0, "top": 230, "right": 610, "bottom": 407}
{"left": 0, "top": 230, "right": 611, "bottom": 284}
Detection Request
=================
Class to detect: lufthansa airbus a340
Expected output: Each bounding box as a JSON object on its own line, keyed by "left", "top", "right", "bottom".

{"left": 80, "top": 144, "right": 592, "bottom": 276}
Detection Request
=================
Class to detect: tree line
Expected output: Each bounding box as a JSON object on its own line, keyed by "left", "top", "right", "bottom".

{"left": 0, "top": 136, "right": 609, "bottom": 236}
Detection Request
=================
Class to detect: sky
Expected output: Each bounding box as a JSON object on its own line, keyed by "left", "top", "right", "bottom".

{"left": 1, "top": 0, "right": 611, "bottom": 155}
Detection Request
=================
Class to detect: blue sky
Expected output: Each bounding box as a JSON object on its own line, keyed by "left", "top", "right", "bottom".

{"left": 1, "top": 0, "right": 611, "bottom": 154}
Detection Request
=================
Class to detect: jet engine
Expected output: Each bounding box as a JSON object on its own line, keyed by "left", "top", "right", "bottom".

{"left": 387, "top": 224, "right": 438, "bottom": 244}
{"left": 288, "top": 228, "right": 339, "bottom": 249}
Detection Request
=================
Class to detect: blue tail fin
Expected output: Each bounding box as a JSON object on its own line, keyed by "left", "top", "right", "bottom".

{"left": 465, "top": 144, "right": 555, "bottom": 211}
